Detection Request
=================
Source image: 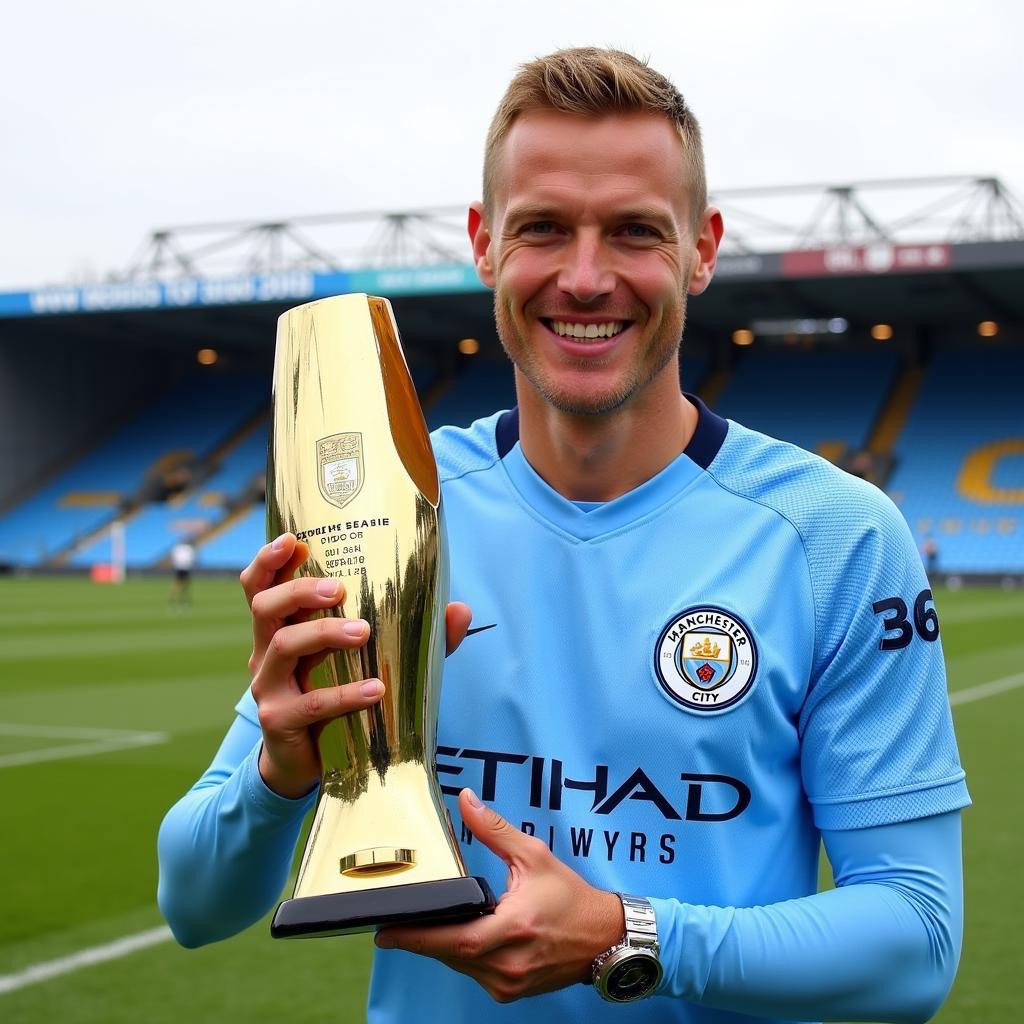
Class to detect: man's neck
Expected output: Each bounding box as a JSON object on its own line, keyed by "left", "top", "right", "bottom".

{"left": 516, "top": 377, "right": 698, "bottom": 503}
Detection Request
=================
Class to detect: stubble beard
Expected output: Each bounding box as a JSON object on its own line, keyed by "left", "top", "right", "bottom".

{"left": 494, "top": 296, "right": 687, "bottom": 417}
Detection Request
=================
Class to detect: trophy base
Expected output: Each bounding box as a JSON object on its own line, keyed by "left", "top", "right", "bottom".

{"left": 271, "top": 876, "right": 496, "bottom": 939}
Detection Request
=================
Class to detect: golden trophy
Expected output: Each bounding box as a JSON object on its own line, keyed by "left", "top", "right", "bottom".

{"left": 267, "top": 293, "right": 494, "bottom": 938}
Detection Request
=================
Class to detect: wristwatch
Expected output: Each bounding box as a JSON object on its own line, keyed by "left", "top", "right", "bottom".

{"left": 592, "top": 893, "right": 663, "bottom": 1002}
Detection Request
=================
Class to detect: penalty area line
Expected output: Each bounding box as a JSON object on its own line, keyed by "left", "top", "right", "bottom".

{"left": 0, "top": 926, "right": 173, "bottom": 996}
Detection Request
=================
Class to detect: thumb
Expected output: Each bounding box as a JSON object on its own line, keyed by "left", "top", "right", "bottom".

{"left": 458, "top": 788, "right": 539, "bottom": 870}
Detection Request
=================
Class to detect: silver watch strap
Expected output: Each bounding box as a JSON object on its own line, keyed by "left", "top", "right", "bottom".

{"left": 619, "top": 893, "right": 659, "bottom": 952}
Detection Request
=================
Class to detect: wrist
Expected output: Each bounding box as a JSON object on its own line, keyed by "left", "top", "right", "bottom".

{"left": 257, "top": 745, "right": 318, "bottom": 800}
{"left": 595, "top": 889, "right": 627, "bottom": 954}
{"left": 578, "top": 890, "right": 627, "bottom": 983}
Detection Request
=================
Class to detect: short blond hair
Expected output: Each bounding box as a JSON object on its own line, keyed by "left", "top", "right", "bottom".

{"left": 483, "top": 47, "right": 707, "bottom": 227}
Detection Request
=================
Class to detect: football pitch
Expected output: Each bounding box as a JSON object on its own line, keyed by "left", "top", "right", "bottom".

{"left": 0, "top": 577, "right": 1019, "bottom": 1023}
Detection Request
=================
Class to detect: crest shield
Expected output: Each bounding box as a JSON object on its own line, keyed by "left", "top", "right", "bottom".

{"left": 317, "top": 432, "right": 364, "bottom": 510}
{"left": 680, "top": 630, "right": 734, "bottom": 690}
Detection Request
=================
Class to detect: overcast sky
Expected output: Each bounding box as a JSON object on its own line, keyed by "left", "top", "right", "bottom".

{"left": 2, "top": 0, "right": 1021, "bottom": 289}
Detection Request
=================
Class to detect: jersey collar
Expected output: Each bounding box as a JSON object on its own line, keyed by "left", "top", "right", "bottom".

{"left": 494, "top": 395, "right": 729, "bottom": 541}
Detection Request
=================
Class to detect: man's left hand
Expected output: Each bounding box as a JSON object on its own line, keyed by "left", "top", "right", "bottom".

{"left": 375, "top": 788, "right": 625, "bottom": 1003}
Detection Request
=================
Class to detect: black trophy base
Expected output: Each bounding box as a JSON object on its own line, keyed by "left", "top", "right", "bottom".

{"left": 271, "top": 875, "right": 496, "bottom": 939}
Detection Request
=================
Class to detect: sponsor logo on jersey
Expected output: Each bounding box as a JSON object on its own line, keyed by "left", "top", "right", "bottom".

{"left": 654, "top": 605, "right": 758, "bottom": 713}
{"left": 437, "top": 745, "right": 752, "bottom": 867}
{"left": 316, "top": 432, "right": 363, "bottom": 510}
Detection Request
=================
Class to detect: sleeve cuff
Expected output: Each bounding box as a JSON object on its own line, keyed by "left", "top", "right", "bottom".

{"left": 241, "top": 744, "right": 319, "bottom": 820}
{"left": 810, "top": 774, "right": 970, "bottom": 830}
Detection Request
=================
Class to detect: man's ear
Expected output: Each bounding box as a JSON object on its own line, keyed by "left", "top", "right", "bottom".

{"left": 687, "top": 207, "right": 724, "bottom": 296}
{"left": 468, "top": 201, "right": 495, "bottom": 288}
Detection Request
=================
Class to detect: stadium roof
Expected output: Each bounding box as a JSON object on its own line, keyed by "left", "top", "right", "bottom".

{"left": 1, "top": 177, "right": 1021, "bottom": 353}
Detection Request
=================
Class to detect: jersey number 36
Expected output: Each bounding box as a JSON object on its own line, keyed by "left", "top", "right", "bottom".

{"left": 871, "top": 589, "right": 940, "bottom": 650}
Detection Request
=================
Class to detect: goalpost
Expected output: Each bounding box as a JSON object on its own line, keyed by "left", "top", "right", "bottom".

{"left": 109, "top": 520, "right": 126, "bottom": 583}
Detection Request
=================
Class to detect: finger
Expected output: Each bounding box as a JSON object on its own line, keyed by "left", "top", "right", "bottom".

{"left": 445, "top": 602, "right": 473, "bottom": 656}
{"left": 376, "top": 909, "right": 509, "bottom": 960}
{"left": 262, "top": 676, "right": 386, "bottom": 733}
{"left": 273, "top": 540, "right": 311, "bottom": 587}
{"left": 251, "top": 576, "right": 348, "bottom": 628}
{"left": 457, "top": 789, "right": 546, "bottom": 873}
{"left": 254, "top": 618, "right": 370, "bottom": 698}
{"left": 249, "top": 571, "right": 346, "bottom": 670}
{"left": 240, "top": 534, "right": 298, "bottom": 608}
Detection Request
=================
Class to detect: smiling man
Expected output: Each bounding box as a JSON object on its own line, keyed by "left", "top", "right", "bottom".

{"left": 470, "top": 104, "right": 719, "bottom": 502}
{"left": 159, "top": 48, "right": 969, "bottom": 1023}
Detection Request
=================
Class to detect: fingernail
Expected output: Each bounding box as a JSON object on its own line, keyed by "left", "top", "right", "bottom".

{"left": 343, "top": 619, "right": 368, "bottom": 638}
{"left": 271, "top": 535, "right": 287, "bottom": 551}
{"left": 316, "top": 579, "right": 339, "bottom": 597}
{"left": 360, "top": 679, "right": 384, "bottom": 698}
{"left": 464, "top": 788, "right": 482, "bottom": 809}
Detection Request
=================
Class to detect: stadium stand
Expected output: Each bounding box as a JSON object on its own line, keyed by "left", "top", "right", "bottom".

{"left": 0, "top": 370, "right": 268, "bottom": 568}
{"left": 887, "top": 347, "right": 1024, "bottom": 574}
{"left": 3, "top": 180, "right": 1020, "bottom": 580}
{"left": 425, "top": 358, "right": 518, "bottom": 431}
{"left": 68, "top": 417, "right": 269, "bottom": 568}
{"left": 197, "top": 505, "right": 266, "bottom": 570}
{"left": 1, "top": 340, "right": 1020, "bottom": 577}
{"left": 713, "top": 348, "right": 900, "bottom": 458}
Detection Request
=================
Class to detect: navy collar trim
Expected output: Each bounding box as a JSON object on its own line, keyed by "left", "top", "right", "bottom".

{"left": 494, "top": 394, "right": 727, "bottom": 469}
{"left": 495, "top": 406, "right": 520, "bottom": 458}
{"left": 682, "top": 394, "right": 729, "bottom": 470}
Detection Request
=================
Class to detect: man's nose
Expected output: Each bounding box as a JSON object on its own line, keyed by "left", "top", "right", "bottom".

{"left": 557, "top": 234, "right": 615, "bottom": 303}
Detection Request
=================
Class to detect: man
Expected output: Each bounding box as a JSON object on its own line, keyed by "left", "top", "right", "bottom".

{"left": 159, "top": 48, "right": 968, "bottom": 1022}
{"left": 168, "top": 538, "right": 195, "bottom": 606}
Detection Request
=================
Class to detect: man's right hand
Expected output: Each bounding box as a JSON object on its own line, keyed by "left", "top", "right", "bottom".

{"left": 240, "top": 533, "right": 380, "bottom": 798}
{"left": 240, "top": 533, "right": 473, "bottom": 800}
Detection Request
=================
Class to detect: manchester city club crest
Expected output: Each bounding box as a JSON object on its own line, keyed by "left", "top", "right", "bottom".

{"left": 654, "top": 606, "right": 758, "bottom": 714}
{"left": 317, "top": 432, "right": 364, "bottom": 510}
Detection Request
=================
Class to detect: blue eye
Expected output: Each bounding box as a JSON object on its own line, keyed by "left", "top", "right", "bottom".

{"left": 526, "top": 222, "right": 557, "bottom": 234}
{"left": 623, "top": 224, "right": 656, "bottom": 238}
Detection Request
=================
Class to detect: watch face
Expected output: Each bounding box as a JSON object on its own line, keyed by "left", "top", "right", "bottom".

{"left": 606, "top": 955, "right": 662, "bottom": 1002}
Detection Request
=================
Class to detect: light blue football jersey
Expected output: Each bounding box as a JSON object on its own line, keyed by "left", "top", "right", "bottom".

{"left": 365, "top": 397, "right": 969, "bottom": 1022}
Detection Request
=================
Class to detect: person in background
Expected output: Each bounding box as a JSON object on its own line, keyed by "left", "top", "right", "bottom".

{"left": 169, "top": 539, "right": 196, "bottom": 606}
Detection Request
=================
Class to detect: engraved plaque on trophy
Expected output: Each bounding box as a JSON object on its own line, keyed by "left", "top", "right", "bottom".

{"left": 267, "top": 293, "right": 494, "bottom": 938}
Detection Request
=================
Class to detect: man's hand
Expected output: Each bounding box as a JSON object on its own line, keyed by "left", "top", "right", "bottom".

{"left": 375, "top": 789, "right": 625, "bottom": 1003}
{"left": 240, "top": 533, "right": 473, "bottom": 799}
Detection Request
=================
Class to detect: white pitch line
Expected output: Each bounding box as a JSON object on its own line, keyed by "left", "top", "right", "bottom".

{"left": 0, "top": 734, "right": 168, "bottom": 769}
{"left": 0, "top": 723, "right": 156, "bottom": 740}
{"left": 0, "top": 926, "right": 173, "bottom": 996}
{"left": 949, "top": 672, "right": 1024, "bottom": 707}
{"left": 0, "top": 725, "right": 168, "bottom": 769}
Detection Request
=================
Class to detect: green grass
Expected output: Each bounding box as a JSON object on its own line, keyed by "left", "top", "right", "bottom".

{"left": 0, "top": 578, "right": 1020, "bottom": 1022}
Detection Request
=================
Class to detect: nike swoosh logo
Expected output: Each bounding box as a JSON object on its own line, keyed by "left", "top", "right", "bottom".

{"left": 466, "top": 623, "right": 497, "bottom": 636}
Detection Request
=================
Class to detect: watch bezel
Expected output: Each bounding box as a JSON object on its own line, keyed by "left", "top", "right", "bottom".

{"left": 594, "top": 945, "right": 663, "bottom": 1002}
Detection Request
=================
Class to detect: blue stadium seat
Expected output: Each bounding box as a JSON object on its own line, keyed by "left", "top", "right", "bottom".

{"left": 714, "top": 348, "right": 899, "bottom": 456}
{"left": 0, "top": 371, "right": 267, "bottom": 566}
{"left": 68, "top": 420, "right": 269, "bottom": 568}
{"left": 200, "top": 506, "right": 266, "bottom": 570}
{"left": 887, "top": 349, "right": 1024, "bottom": 574}
{"left": 426, "top": 360, "right": 517, "bottom": 431}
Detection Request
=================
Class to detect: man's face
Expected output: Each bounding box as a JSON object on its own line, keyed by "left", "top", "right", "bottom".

{"left": 472, "top": 109, "right": 711, "bottom": 417}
